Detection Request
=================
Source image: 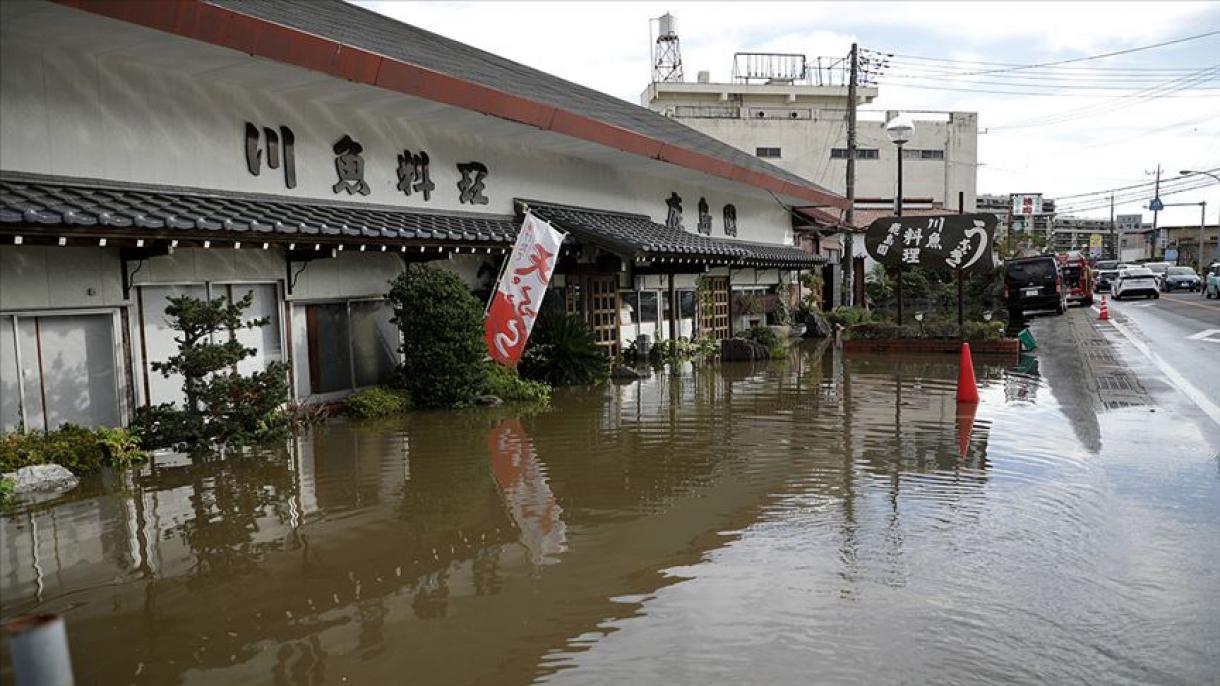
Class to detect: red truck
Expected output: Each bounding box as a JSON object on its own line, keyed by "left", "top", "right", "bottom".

{"left": 1055, "top": 252, "right": 1094, "bottom": 307}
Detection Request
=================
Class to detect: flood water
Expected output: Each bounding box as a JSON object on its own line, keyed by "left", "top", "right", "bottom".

{"left": 3, "top": 341, "right": 1218, "bottom": 685}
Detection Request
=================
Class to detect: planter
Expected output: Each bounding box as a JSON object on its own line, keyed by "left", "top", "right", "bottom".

{"left": 843, "top": 338, "right": 1020, "bottom": 358}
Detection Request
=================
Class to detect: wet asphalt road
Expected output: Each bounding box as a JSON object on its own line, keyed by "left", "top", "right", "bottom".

{"left": 1100, "top": 291, "right": 1220, "bottom": 409}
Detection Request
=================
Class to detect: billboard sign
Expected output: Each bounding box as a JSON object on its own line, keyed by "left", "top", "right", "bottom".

{"left": 864, "top": 213, "right": 998, "bottom": 274}
{"left": 1011, "top": 193, "right": 1043, "bottom": 216}
{"left": 1116, "top": 214, "right": 1142, "bottom": 232}
{"left": 1089, "top": 233, "right": 1103, "bottom": 248}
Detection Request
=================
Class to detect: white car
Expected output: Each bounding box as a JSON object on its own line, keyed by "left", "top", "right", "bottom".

{"left": 1113, "top": 267, "right": 1160, "bottom": 300}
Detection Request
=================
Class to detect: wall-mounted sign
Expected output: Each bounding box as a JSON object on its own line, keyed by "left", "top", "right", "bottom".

{"left": 244, "top": 122, "right": 296, "bottom": 188}
{"left": 1089, "top": 233, "right": 1103, "bottom": 248}
{"left": 864, "top": 213, "right": 998, "bottom": 273}
{"left": 1011, "top": 193, "right": 1043, "bottom": 216}
{"left": 1116, "top": 214, "right": 1142, "bottom": 232}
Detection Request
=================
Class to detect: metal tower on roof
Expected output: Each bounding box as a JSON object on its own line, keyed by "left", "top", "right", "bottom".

{"left": 651, "top": 13, "right": 684, "bottom": 83}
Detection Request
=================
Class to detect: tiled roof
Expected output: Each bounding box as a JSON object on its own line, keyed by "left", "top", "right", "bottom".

{"left": 0, "top": 173, "right": 518, "bottom": 244}
{"left": 523, "top": 199, "right": 823, "bottom": 268}
{"left": 206, "top": 0, "right": 837, "bottom": 201}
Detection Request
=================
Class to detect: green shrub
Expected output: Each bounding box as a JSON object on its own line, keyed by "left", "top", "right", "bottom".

{"left": 346, "top": 387, "right": 413, "bottom": 418}
{"left": 389, "top": 266, "right": 488, "bottom": 408}
{"left": 139, "top": 291, "right": 288, "bottom": 449}
{"left": 519, "top": 301, "right": 608, "bottom": 387}
{"left": 649, "top": 337, "right": 720, "bottom": 363}
{"left": 824, "top": 305, "right": 874, "bottom": 328}
{"left": 844, "top": 322, "right": 922, "bottom": 340}
{"left": 737, "top": 325, "right": 779, "bottom": 349}
{"left": 1, "top": 425, "right": 147, "bottom": 475}
{"left": 486, "top": 363, "right": 552, "bottom": 404}
{"left": 961, "top": 320, "right": 1006, "bottom": 341}
{"left": 0, "top": 477, "right": 13, "bottom": 506}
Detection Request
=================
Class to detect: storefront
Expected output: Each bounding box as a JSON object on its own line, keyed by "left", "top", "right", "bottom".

{"left": 0, "top": 0, "right": 846, "bottom": 429}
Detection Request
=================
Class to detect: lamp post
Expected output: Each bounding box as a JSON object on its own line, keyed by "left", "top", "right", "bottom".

{"left": 886, "top": 113, "right": 914, "bottom": 325}
{"left": 1180, "top": 170, "right": 1219, "bottom": 270}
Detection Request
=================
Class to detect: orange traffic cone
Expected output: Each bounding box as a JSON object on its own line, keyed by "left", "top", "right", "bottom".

{"left": 1098, "top": 295, "right": 1109, "bottom": 321}
{"left": 956, "top": 400, "right": 979, "bottom": 458}
{"left": 956, "top": 341, "right": 980, "bottom": 404}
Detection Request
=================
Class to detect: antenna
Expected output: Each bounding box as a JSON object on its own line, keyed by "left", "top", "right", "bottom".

{"left": 651, "top": 13, "right": 684, "bottom": 83}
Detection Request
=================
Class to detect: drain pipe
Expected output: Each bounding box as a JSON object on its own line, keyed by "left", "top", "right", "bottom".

{"left": 4, "top": 614, "right": 74, "bottom": 686}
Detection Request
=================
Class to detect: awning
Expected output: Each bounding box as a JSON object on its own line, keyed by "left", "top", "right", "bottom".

{"left": 522, "top": 199, "right": 823, "bottom": 269}
{"left": 0, "top": 172, "right": 519, "bottom": 248}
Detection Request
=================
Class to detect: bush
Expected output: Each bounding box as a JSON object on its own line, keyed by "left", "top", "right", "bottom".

{"left": 486, "top": 363, "right": 552, "bottom": 404}
{"left": 0, "top": 477, "right": 13, "bottom": 506}
{"left": 389, "top": 266, "right": 488, "bottom": 408}
{"left": 1, "top": 425, "right": 147, "bottom": 475}
{"left": 346, "top": 387, "right": 413, "bottom": 418}
{"left": 519, "top": 300, "right": 608, "bottom": 387}
{"left": 961, "top": 320, "right": 1006, "bottom": 341}
{"left": 139, "top": 291, "right": 289, "bottom": 449}
{"left": 649, "top": 337, "right": 720, "bottom": 363}
{"left": 824, "top": 306, "right": 874, "bottom": 328}
{"left": 844, "top": 322, "right": 922, "bottom": 340}
{"left": 736, "top": 325, "right": 779, "bottom": 349}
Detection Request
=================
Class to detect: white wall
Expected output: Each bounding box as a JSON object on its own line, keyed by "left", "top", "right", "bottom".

{"left": 0, "top": 246, "right": 124, "bottom": 311}
{"left": 0, "top": 13, "right": 796, "bottom": 249}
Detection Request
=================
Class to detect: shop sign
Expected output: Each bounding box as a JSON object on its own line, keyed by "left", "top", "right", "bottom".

{"left": 485, "top": 212, "right": 566, "bottom": 366}
{"left": 864, "top": 213, "right": 998, "bottom": 273}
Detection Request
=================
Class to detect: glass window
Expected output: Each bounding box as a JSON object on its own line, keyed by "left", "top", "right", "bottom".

{"left": 306, "top": 303, "right": 353, "bottom": 394}
{"left": 755, "top": 147, "right": 781, "bottom": 158}
{"left": 619, "top": 291, "right": 638, "bottom": 325}
{"left": 638, "top": 291, "right": 658, "bottom": 326}
{"left": 679, "top": 290, "right": 696, "bottom": 319}
{"left": 350, "top": 301, "right": 398, "bottom": 388}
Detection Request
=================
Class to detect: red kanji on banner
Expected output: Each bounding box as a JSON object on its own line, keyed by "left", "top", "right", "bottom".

{"left": 484, "top": 212, "right": 566, "bottom": 366}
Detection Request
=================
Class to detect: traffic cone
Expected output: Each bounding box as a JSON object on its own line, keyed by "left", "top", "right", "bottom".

{"left": 956, "top": 342, "right": 980, "bottom": 404}
{"left": 1098, "top": 295, "right": 1109, "bottom": 321}
{"left": 957, "top": 400, "right": 978, "bottom": 458}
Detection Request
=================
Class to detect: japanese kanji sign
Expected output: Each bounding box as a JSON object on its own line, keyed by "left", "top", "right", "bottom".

{"left": 864, "top": 213, "right": 998, "bottom": 273}
{"left": 485, "top": 212, "right": 566, "bottom": 366}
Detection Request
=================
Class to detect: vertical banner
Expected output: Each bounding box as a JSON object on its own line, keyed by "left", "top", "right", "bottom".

{"left": 484, "top": 212, "right": 566, "bottom": 366}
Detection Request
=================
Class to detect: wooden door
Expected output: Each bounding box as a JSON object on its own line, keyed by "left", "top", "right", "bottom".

{"left": 701, "top": 276, "right": 730, "bottom": 340}
{"left": 582, "top": 275, "right": 620, "bottom": 357}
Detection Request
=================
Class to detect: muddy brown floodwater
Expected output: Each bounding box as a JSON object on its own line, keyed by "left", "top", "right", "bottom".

{"left": 3, "top": 340, "right": 1218, "bottom": 685}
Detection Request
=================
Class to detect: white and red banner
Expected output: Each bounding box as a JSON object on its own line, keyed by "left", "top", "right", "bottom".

{"left": 484, "top": 211, "right": 566, "bottom": 366}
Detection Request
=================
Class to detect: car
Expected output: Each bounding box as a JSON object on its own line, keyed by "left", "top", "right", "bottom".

{"left": 1004, "top": 255, "right": 1067, "bottom": 316}
{"left": 1094, "top": 263, "right": 1128, "bottom": 293}
{"left": 1204, "top": 264, "right": 1220, "bottom": 299}
{"left": 1162, "top": 266, "right": 1201, "bottom": 292}
{"left": 1113, "top": 267, "right": 1160, "bottom": 300}
{"left": 1141, "top": 261, "right": 1172, "bottom": 288}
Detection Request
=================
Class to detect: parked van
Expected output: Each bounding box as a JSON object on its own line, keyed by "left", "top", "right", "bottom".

{"left": 1004, "top": 255, "right": 1067, "bottom": 316}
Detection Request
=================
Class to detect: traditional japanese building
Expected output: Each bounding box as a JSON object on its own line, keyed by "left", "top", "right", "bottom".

{"left": 0, "top": 0, "right": 847, "bottom": 432}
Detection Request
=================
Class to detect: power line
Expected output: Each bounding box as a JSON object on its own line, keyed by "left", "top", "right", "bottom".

{"left": 1054, "top": 167, "right": 1218, "bottom": 201}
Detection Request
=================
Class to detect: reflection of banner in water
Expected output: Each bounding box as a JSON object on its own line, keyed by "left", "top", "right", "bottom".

{"left": 488, "top": 419, "right": 567, "bottom": 565}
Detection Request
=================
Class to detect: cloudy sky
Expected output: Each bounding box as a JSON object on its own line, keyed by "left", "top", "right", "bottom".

{"left": 361, "top": 2, "right": 1219, "bottom": 226}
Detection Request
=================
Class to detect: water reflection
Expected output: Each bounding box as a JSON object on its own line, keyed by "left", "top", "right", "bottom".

{"left": 2, "top": 342, "right": 1215, "bottom": 685}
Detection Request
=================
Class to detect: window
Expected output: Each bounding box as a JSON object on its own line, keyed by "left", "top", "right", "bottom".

{"left": 679, "top": 290, "right": 696, "bottom": 319}
{"left": 902, "top": 148, "right": 945, "bottom": 160}
{"left": 830, "top": 148, "right": 879, "bottom": 159}
{"left": 304, "top": 299, "right": 397, "bottom": 395}
{"left": 638, "top": 292, "right": 659, "bottom": 327}
{"left": 619, "top": 291, "right": 639, "bottom": 325}
{"left": 755, "top": 147, "right": 782, "bottom": 159}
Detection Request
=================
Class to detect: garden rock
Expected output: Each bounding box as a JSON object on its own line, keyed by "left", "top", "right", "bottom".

{"left": 803, "top": 310, "right": 833, "bottom": 338}
{"left": 475, "top": 395, "right": 504, "bottom": 406}
{"left": 721, "top": 338, "right": 770, "bottom": 362}
{"left": 2, "top": 464, "right": 79, "bottom": 495}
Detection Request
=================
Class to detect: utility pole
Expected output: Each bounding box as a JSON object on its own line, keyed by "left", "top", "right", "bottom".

{"left": 1109, "top": 192, "right": 1116, "bottom": 261}
{"left": 1151, "top": 164, "right": 1162, "bottom": 258}
{"left": 842, "top": 43, "right": 858, "bottom": 307}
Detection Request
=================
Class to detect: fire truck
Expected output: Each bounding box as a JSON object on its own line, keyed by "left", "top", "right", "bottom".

{"left": 1055, "top": 252, "right": 1094, "bottom": 307}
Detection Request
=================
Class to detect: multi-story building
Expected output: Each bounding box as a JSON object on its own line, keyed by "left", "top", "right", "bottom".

{"left": 977, "top": 194, "right": 1056, "bottom": 240}
{"left": 642, "top": 54, "right": 978, "bottom": 304}
{"left": 1051, "top": 216, "right": 1116, "bottom": 257}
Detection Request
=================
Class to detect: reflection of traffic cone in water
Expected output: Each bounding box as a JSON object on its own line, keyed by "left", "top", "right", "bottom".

{"left": 956, "top": 342, "right": 980, "bottom": 404}
{"left": 957, "top": 400, "right": 979, "bottom": 458}
{"left": 1098, "top": 295, "right": 1109, "bottom": 321}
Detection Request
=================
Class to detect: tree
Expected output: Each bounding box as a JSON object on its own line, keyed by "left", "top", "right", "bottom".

{"left": 138, "top": 292, "right": 288, "bottom": 449}
{"left": 388, "top": 265, "right": 487, "bottom": 407}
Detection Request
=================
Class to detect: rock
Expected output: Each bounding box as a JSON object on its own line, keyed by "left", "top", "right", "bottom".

{"left": 721, "top": 338, "right": 770, "bottom": 362}
{"left": 474, "top": 395, "right": 503, "bottom": 406}
{"left": 610, "top": 366, "right": 642, "bottom": 381}
{"left": 2, "top": 464, "right": 79, "bottom": 495}
{"left": 803, "top": 310, "right": 833, "bottom": 338}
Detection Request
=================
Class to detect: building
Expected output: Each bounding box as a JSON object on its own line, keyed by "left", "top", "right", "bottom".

{"left": 642, "top": 53, "right": 978, "bottom": 303}
{"left": 0, "top": 0, "right": 844, "bottom": 432}
{"left": 1051, "top": 216, "right": 1116, "bottom": 258}
{"left": 978, "top": 194, "right": 1057, "bottom": 254}
{"left": 1159, "top": 223, "right": 1220, "bottom": 268}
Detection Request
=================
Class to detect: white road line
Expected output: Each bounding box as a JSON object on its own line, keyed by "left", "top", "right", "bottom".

{"left": 1187, "top": 329, "right": 1220, "bottom": 343}
{"left": 1105, "top": 316, "right": 1220, "bottom": 428}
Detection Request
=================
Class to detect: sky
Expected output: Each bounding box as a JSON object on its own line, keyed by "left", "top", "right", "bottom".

{"left": 360, "top": 1, "right": 1220, "bottom": 227}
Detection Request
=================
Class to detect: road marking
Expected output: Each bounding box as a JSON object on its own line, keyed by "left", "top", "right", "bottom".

{"left": 1187, "top": 329, "right": 1220, "bottom": 343}
{"left": 1159, "top": 296, "right": 1220, "bottom": 312}
{"left": 1106, "top": 317, "right": 1220, "bottom": 428}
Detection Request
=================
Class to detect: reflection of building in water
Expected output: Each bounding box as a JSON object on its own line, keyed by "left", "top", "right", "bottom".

{"left": 488, "top": 419, "right": 567, "bottom": 565}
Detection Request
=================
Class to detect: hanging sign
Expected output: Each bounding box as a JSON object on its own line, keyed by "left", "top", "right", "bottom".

{"left": 484, "top": 212, "right": 566, "bottom": 366}
{"left": 864, "top": 213, "right": 999, "bottom": 274}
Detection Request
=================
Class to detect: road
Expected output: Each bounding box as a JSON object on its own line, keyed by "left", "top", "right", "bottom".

{"left": 1100, "top": 291, "right": 1220, "bottom": 409}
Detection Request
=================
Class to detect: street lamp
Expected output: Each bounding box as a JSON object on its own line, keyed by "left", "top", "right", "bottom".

{"left": 1180, "top": 170, "right": 1219, "bottom": 269}
{"left": 886, "top": 113, "right": 914, "bottom": 325}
